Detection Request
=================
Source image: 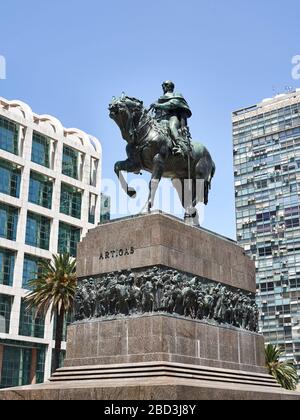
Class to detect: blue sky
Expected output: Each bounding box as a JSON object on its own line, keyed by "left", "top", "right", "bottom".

{"left": 1, "top": 0, "right": 299, "bottom": 239}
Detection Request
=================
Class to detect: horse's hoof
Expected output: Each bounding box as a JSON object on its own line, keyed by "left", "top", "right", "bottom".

{"left": 184, "top": 212, "right": 200, "bottom": 227}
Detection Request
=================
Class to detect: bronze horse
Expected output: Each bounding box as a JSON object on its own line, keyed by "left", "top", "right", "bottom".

{"left": 109, "top": 95, "right": 215, "bottom": 225}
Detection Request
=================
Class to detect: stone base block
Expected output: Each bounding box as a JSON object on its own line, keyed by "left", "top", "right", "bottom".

{"left": 65, "top": 315, "right": 266, "bottom": 374}
{"left": 77, "top": 212, "right": 256, "bottom": 292}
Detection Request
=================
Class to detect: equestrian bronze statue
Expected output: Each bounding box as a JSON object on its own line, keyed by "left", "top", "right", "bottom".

{"left": 109, "top": 82, "right": 216, "bottom": 225}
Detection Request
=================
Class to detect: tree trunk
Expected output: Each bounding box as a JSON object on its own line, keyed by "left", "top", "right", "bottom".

{"left": 53, "top": 307, "right": 65, "bottom": 372}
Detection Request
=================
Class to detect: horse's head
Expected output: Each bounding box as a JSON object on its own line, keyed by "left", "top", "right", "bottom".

{"left": 109, "top": 95, "right": 144, "bottom": 143}
{"left": 109, "top": 95, "right": 144, "bottom": 122}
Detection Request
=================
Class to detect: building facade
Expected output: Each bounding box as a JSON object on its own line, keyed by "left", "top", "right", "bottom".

{"left": 100, "top": 194, "right": 111, "bottom": 224}
{"left": 233, "top": 89, "right": 300, "bottom": 377}
{"left": 0, "top": 97, "right": 102, "bottom": 388}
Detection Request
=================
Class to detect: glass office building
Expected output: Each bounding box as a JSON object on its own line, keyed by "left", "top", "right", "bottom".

{"left": 100, "top": 194, "right": 111, "bottom": 224}
{"left": 0, "top": 97, "right": 102, "bottom": 388}
{"left": 233, "top": 89, "right": 300, "bottom": 377}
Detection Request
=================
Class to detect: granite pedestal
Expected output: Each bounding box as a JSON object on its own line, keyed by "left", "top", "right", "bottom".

{"left": 1, "top": 213, "right": 299, "bottom": 400}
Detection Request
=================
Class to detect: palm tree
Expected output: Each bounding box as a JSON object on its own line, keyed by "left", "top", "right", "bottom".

{"left": 25, "top": 253, "right": 77, "bottom": 372}
{"left": 265, "top": 343, "right": 298, "bottom": 391}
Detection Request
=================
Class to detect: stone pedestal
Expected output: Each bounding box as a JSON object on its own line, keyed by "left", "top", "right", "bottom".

{"left": 65, "top": 315, "right": 266, "bottom": 374}
{"left": 1, "top": 213, "right": 299, "bottom": 400}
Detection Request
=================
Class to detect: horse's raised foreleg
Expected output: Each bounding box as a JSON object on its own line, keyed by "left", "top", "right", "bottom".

{"left": 147, "top": 153, "right": 165, "bottom": 212}
{"left": 114, "top": 159, "right": 141, "bottom": 198}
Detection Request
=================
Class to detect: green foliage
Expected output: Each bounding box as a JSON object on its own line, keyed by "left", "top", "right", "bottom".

{"left": 265, "top": 343, "right": 298, "bottom": 391}
{"left": 25, "top": 253, "right": 77, "bottom": 371}
{"left": 25, "top": 253, "right": 77, "bottom": 318}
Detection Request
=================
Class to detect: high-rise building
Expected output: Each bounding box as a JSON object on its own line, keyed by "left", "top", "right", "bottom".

{"left": 0, "top": 97, "right": 102, "bottom": 388}
{"left": 233, "top": 89, "right": 300, "bottom": 377}
{"left": 100, "top": 193, "right": 111, "bottom": 224}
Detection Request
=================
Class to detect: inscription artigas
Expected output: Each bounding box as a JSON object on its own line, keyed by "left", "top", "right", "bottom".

{"left": 99, "top": 247, "right": 135, "bottom": 261}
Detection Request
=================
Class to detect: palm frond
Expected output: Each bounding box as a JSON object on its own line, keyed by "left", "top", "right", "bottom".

{"left": 265, "top": 343, "right": 298, "bottom": 391}
{"left": 25, "top": 253, "right": 77, "bottom": 318}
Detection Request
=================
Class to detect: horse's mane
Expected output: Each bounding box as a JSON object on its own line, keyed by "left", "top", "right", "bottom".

{"left": 125, "top": 96, "right": 143, "bottom": 107}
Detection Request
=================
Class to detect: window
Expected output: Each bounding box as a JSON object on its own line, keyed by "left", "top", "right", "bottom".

{"left": 0, "top": 248, "right": 15, "bottom": 286}
{"left": 58, "top": 222, "right": 80, "bottom": 257}
{"left": 0, "top": 159, "right": 21, "bottom": 198}
{"left": 60, "top": 183, "right": 82, "bottom": 219}
{"left": 0, "top": 294, "right": 12, "bottom": 333}
{"left": 0, "top": 342, "right": 46, "bottom": 388}
{"left": 31, "top": 132, "right": 50, "bottom": 168}
{"left": 62, "top": 146, "right": 78, "bottom": 179}
{"left": 256, "top": 179, "right": 268, "bottom": 189}
{"left": 89, "top": 193, "right": 97, "bottom": 224}
{"left": 265, "top": 282, "right": 274, "bottom": 292}
{"left": 289, "top": 183, "right": 297, "bottom": 193}
{"left": 257, "top": 224, "right": 271, "bottom": 234}
{"left": 22, "top": 255, "right": 46, "bottom": 290}
{"left": 25, "top": 212, "right": 51, "bottom": 250}
{"left": 285, "top": 206, "right": 299, "bottom": 217}
{"left": 90, "top": 157, "right": 99, "bottom": 187}
{"left": 28, "top": 172, "right": 53, "bottom": 209}
{"left": 53, "top": 312, "right": 73, "bottom": 342}
{"left": 0, "top": 203, "right": 18, "bottom": 241}
{"left": 1, "top": 346, "right": 30, "bottom": 388}
{"left": 19, "top": 300, "right": 45, "bottom": 339}
{"left": 256, "top": 211, "right": 276, "bottom": 222}
{"left": 51, "top": 350, "right": 66, "bottom": 373}
{"left": 0, "top": 116, "right": 19, "bottom": 155}
{"left": 258, "top": 246, "right": 272, "bottom": 257}
{"left": 286, "top": 218, "right": 300, "bottom": 229}
{"left": 35, "top": 345, "right": 46, "bottom": 384}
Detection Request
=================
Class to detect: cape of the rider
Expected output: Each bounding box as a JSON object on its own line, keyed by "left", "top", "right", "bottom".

{"left": 158, "top": 93, "right": 192, "bottom": 119}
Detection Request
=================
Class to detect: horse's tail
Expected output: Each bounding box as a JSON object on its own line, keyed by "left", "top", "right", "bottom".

{"left": 204, "top": 161, "right": 216, "bottom": 205}
{"left": 209, "top": 161, "right": 216, "bottom": 188}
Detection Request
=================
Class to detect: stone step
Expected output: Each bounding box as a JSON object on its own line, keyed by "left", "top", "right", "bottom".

{"left": 53, "top": 361, "right": 269, "bottom": 378}
{"left": 53, "top": 361, "right": 272, "bottom": 379}
{"left": 50, "top": 373, "right": 278, "bottom": 388}
{"left": 49, "top": 362, "right": 279, "bottom": 388}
